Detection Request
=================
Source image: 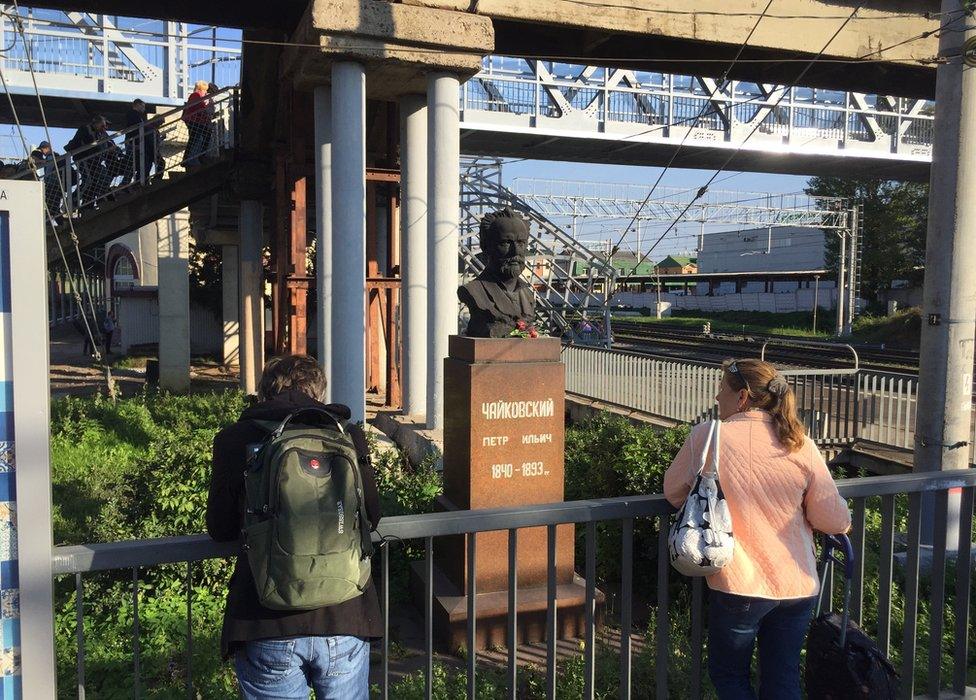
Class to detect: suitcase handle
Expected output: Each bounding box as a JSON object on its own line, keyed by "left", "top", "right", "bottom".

{"left": 823, "top": 533, "right": 855, "bottom": 581}
{"left": 816, "top": 533, "right": 854, "bottom": 649}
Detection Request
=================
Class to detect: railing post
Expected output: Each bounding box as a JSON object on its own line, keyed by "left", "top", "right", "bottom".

{"left": 64, "top": 156, "right": 74, "bottom": 217}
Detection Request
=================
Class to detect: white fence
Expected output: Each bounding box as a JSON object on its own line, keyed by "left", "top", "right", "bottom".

{"left": 115, "top": 293, "right": 221, "bottom": 356}
{"left": 611, "top": 289, "right": 840, "bottom": 314}
{"left": 561, "top": 344, "right": 973, "bottom": 460}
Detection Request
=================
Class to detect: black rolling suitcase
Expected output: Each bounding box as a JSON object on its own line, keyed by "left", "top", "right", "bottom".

{"left": 805, "top": 534, "right": 899, "bottom": 699}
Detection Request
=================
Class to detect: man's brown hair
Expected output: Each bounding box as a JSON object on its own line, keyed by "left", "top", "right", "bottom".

{"left": 258, "top": 355, "right": 327, "bottom": 402}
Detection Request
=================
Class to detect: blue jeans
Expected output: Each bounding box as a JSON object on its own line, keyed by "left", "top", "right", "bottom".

{"left": 234, "top": 635, "right": 370, "bottom": 699}
{"left": 707, "top": 590, "right": 817, "bottom": 700}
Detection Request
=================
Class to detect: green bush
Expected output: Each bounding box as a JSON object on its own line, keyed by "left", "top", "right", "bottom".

{"left": 565, "top": 414, "right": 688, "bottom": 586}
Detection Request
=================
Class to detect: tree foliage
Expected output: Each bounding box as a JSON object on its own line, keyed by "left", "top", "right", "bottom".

{"left": 805, "top": 177, "right": 928, "bottom": 305}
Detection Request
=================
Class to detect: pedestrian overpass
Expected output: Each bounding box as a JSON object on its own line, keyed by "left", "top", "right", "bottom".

{"left": 1, "top": 11, "right": 934, "bottom": 180}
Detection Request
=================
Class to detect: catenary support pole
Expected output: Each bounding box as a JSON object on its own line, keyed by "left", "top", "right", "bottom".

{"left": 914, "top": 0, "right": 976, "bottom": 549}
{"left": 399, "top": 93, "right": 429, "bottom": 419}
{"left": 835, "top": 230, "right": 846, "bottom": 337}
{"left": 314, "top": 86, "right": 333, "bottom": 402}
{"left": 331, "top": 62, "right": 367, "bottom": 423}
{"left": 426, "top": 73, "right": 460, "bottom": 430}
{"left": 239, "top": 200, "right": 265, "bottom": 395}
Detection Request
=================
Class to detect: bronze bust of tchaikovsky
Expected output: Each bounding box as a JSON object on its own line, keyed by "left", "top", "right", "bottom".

{"left": 458, "top": 207, "right": 536, "bottom": 338}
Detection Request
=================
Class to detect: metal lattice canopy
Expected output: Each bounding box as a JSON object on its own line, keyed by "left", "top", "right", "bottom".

{"left": 509, "top": 178, "right": 853, "bottom": 230}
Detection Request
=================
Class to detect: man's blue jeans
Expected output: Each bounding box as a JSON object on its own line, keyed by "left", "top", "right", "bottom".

{"left": 707, "top": 589, "right": 817, "bottom": 700}
{"left": 234, "top": 635, "right": 370, "bottom": 699}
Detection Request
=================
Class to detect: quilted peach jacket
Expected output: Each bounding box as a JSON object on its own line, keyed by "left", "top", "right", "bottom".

{"left": 664, "top": 411, "right": 851, "bottom": 599}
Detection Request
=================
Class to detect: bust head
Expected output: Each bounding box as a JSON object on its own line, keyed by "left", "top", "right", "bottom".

{"left": 479, "top": 207, "right": 529, "bottom": 281}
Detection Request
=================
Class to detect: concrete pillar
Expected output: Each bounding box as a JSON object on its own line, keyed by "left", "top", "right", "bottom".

{"left": 914, "top": 1, "right": 976, "bottom": 549}
{"left": 240, "top": 200, "right": 265, "bottom": 395}
{"left": 314, "top": 85, "right": 333, "bottom": 403}
{"left": 222, "top": 245, "right": 240, "bottom": 367}
{"left": 156, "top": 210, "right": 191, "bottom": 392}
{"left": 399, "top": 93, "right": 428, "bottom": 418}
{"left": 331, "top": 62, "right": 367, "bottom": 423}
{"left": 426, "top": 73, "right": 460, "bottom": 430}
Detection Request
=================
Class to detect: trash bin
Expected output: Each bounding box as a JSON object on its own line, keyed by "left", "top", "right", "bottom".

{"left": 145, "top": 359, "right": 159, "bottom": 387}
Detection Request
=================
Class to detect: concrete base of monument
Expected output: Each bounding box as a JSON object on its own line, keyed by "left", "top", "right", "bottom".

{"left": 409, "top": 560, "right": 605, "bottom": 653}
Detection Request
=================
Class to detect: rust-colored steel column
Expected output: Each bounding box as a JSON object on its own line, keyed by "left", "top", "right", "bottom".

{"left": 287, "top": 91, "right": 312, "bottom": 356}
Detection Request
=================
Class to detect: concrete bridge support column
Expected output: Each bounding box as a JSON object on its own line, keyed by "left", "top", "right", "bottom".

{"left": 914, "top": 0, "right": 976, "bottom": 550}
{"left": 240, "top": 200, "right": 265, "bottom": 395}
{"left": 331, "top": 61, "right": 367, "bottom": 423}
{"left": 314, "top": 85, "right": 333, "bottom": 403}
{"left": 156, "top": 210, "right": 191, "bottom": 393}
{"left": 399, "top": 93, "right": 428, "bottom": 419}
{"left": 222, "top": 245, "right": 240, "bottom": 368}
{"left": 426, "top": 72, "right": 460, "bottom": 431}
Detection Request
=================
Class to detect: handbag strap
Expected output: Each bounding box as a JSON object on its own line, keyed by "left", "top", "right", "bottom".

{"left": 696, "top": 419, "right": 720, "bottom": 477}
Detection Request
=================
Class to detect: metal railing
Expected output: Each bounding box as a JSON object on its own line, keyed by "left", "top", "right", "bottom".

{"left": 13, "top": 86, "right": 238, "bottom": 221}
{"left": 562, "top": 345, "right": 860, "bottom": 445}
{"left": 44, "top": 470, "right": 976, "bottom": 699}
{"left": 562, "top": 344, "right": 976, "bottom": 459}
{"left": 461, "top": 57, "right": 935, "bottom": 164}
{"left": 48, "top": 270, "right": 105, "bottom": 326}
{"left": 0, "top": 8, "right": 240, "bottom": 104}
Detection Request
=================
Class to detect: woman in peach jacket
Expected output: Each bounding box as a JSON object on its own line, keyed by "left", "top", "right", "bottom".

{"left": 664, "top": 359, "right": 850, "bottom": 700}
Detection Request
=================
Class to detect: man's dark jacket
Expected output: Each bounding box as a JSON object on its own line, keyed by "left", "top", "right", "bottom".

{"left": 207, "top": 389, "right": 383, "bottom": 658}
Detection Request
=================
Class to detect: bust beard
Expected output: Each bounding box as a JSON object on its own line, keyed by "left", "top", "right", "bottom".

{"left": 497, "top": 256, "right": 525, "bottom": 281}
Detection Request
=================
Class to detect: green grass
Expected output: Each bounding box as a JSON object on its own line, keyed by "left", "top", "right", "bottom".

{"left": 620, "top": 310, "right": 832, "bottom": 338}
{"left": 618, "top": 307, "right": 923, "bottom": 349}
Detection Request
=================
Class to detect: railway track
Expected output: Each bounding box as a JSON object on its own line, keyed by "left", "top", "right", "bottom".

{"left": 610, "top": 321, "right": 921, "bottom": 373}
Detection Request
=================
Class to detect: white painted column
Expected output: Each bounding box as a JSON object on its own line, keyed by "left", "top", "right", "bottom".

{"left": 426, "top": 73, "right": 461, "bottom": 430}
{"left": 239, "top": 200, "right": 265, "bottom": 395}
{"left": 314, "top": 85, "right": 333, "bottom": 403}
{"left": 221, "top": 244, "right": 240, "bottom": 367}
{"left": 156, "top": 210, "right": 191, "bottom": 392}
{"left": 331, "top": 62, "right": 367, "bottom": 422}
{"left": 399, "top": 93, "right": 428, "bottom": 418}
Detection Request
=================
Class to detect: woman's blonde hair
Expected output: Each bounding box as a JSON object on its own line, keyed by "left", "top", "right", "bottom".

{"left": 722, "top": 358, "right": 805, "bottom": 452}
{"left": 194, "top": 79, "right": 210, "bottom": 93}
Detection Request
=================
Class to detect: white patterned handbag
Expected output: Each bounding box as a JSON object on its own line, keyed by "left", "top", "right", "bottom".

{"left": 668, "top": 419, "right": 735, "bottom": 576}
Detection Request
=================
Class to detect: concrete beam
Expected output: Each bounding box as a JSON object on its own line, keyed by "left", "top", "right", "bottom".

{"left": 285, "top": 0, "right": 493, "bottom": 100}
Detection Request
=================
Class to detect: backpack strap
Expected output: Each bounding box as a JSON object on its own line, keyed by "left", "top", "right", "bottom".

{"left": 346, "top": 423, "right": 370, "bottom": 464}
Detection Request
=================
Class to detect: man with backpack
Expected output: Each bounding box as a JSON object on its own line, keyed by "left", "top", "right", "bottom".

{"left": 207, "top": 355, "right": 382, "bottom": 699}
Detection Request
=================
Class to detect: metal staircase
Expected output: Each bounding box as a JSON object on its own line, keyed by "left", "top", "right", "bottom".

{"left": 460, "top": 157, "right": 616, "bottom": 346}
{"left": 10, "top": 86, "right": 239, "bottom": 263}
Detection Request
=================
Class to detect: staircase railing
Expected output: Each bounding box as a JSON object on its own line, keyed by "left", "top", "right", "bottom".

{"left": 13, "top": 85, "right": 238, "bottom": 222}
{"left": 460, "top": 157, "right": 617, "bottom": 347}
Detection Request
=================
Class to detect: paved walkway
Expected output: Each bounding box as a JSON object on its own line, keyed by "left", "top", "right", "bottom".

{"left": 49, "top": 323, "right": 238, "bottom": 398}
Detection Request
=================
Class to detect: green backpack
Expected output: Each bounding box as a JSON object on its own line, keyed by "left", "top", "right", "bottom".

{"left": 242, "top": 407, "right": 373, "bottom": 611}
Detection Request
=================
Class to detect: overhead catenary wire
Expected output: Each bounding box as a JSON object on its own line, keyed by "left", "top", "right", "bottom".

{"left": 4, "top": 2, "right": 113, "bottom": 381}
{"left": 0, "top": 66, "right": 105, "bottom": 366}
{"left": 611, "top": 4, "right": 865, "bottom": 294}
{"left": 608, "top": 0, "right": 775, "bottom": 259}
{"left": 471, "top": 11, "right": 954, "bottom": 175}
{"left": 9, "top": 2, "right": 105, "bottom": 323}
